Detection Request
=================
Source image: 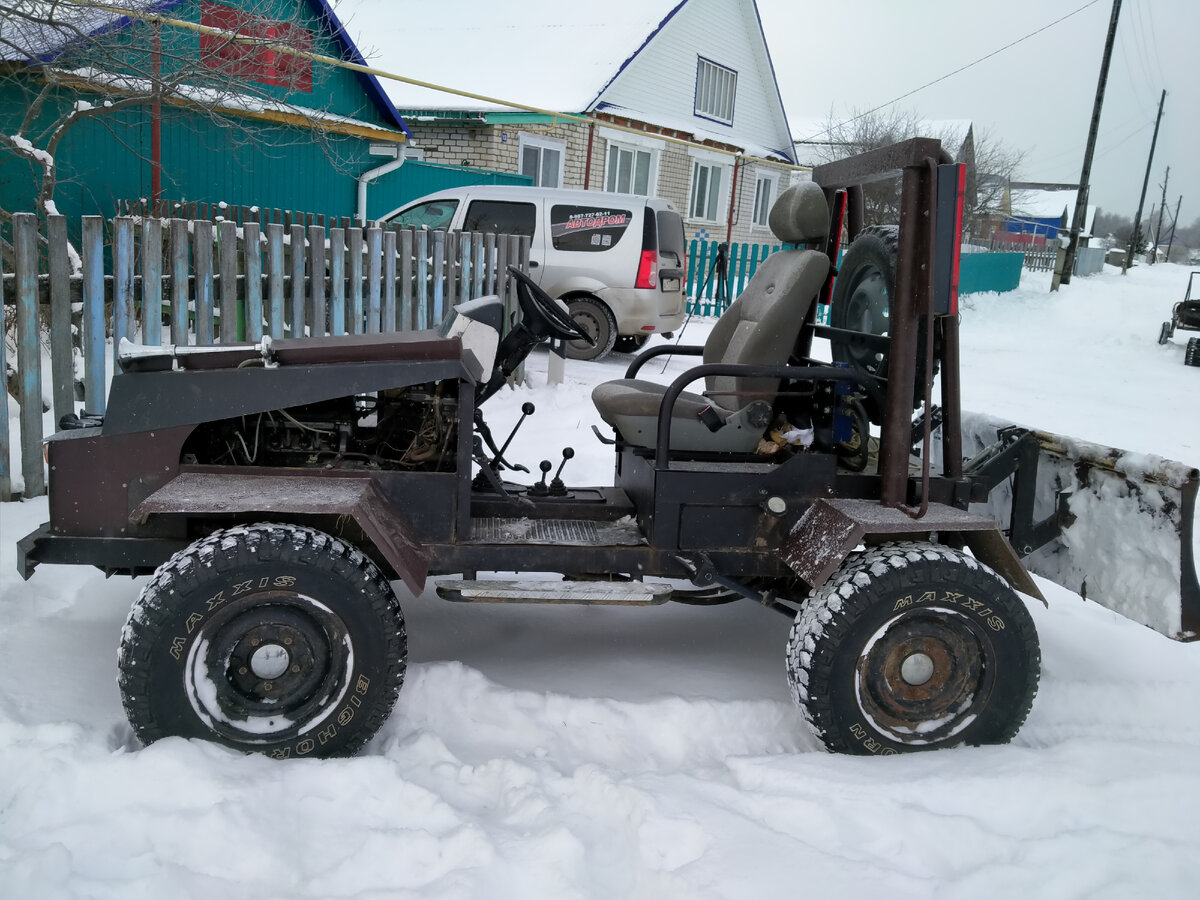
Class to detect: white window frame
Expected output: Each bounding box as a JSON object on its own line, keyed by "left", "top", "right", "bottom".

{"left": 687, "top": 149, "right": 732, "bottom": 225}
{"left": 694, "top": 57, "right": 737, "bottom": 126}
{"left": 517, "top": 133, "right": 566, "bottom": 188}
{"left": 752, "top": 171, "right": 779, "bottom": 229}
{"left": 598, "top": 128, "right": 661, "bottom": 197}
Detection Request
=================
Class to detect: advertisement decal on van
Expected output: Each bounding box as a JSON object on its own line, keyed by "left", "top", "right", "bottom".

{"left": 550, "top": 205, "right": 632, "bottom": 252}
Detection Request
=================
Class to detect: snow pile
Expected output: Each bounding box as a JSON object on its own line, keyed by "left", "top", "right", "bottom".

{"left": 2, "top": 262, "right": 1199, "bottom": 898}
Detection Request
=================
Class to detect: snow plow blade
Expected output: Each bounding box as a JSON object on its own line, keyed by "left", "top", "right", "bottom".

{"left": 954, "top": 411, "right": 1199, "bottom": 641}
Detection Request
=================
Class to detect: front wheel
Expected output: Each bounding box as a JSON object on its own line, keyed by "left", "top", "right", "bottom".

{"left": 118, "top": 523, "right": 407, "bottom": 758}
{"left": 786, "top": 542, "right": 1040, "bottom": 755}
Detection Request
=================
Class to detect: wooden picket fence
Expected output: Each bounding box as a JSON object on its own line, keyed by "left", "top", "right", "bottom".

{"left": 0, "top": 211, "right": 530, "bottom": 500}
{"left": 990, "top": 240, "right": 1105, "bottom": 276}
{"left": 686, "top": 238, "right": 784, "bottom": 316}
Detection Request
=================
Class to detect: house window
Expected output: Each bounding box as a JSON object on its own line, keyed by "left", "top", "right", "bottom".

{"left": 518, "top": 134, "right": 565, "bottom": 188}
{"left": 689, "top": 159, "right": 729, "bottom": 223}
{"left": 695, "top": 57, "right": 737, "bottom": 125}
{"left": 199, "top": 2, "right": 313, "bottom": 92}
{"left": 605, "top": 143, "right": 655, "bottom": 196}
{"left": 752, "top": 173, "right": 778, "bottom": 228}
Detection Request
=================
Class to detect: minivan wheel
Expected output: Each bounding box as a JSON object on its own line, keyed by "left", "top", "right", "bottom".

{"left": 566, "top": 298, "right": 617, "bottom": 361}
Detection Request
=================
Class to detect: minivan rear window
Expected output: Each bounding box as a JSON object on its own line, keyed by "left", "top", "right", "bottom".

{"left": 655, "top": 210, "right": 685, "bottom": 267}
{"left": 390, "top": 199, "right": 459, "bottom": 230}
{"left": 550, "top": 205, "right": 632, "bottom": 252}
{"left": 464, "top": 200, "right": 536, "bottom": 237}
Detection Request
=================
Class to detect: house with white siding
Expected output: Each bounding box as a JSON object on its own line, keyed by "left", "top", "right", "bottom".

{"left": 339, "top": 0, "right": 802, "bottom": 245}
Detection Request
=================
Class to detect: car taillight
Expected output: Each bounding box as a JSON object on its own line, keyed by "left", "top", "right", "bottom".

{"left": 636, "top": 249, "right": 658, "bottom": 289}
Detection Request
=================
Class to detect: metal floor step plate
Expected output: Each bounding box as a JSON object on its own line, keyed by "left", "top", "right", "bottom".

{"left": 437, "top": 579, "right": 671, "bottom": 605}
{"left": 469, "top": 517, "right": 646, "bottom": 546}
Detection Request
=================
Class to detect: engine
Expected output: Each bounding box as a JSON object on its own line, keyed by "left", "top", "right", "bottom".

{"left": 179, "top": 381, "right": 459, "bottom": 472}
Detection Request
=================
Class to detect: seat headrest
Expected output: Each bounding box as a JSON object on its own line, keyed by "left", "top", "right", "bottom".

{"left": 768, "top": 182, "right": 830, "bottom": 245}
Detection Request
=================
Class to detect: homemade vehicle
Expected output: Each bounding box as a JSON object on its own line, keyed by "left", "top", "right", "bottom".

{"left": 17, "top": 140, "right": 1199, "bottom": 760}
{"left": 1158, "top": 270, "right": 1200, "bottom": 366}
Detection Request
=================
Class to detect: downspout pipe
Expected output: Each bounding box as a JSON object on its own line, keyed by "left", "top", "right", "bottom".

{"left": 357, "top": 152, "right": 406, "bottom": 224}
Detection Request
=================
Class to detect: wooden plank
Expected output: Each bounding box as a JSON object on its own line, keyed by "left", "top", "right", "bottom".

{"left": 289, "top": 224, "right": 306, "bottom": 337}
{"left": 14, "top": 213, "right": 44, "bottom": 496}
{"left": 141, "top": 217, "right": 163, "bottom": 346}
{"left": 218, "top": 220, "right": 239, "bottom": 343}
{"left": 472, "top": 232, "right": 484, "bottom": 300}
{"left": 243, "top": 222, "right": 263, "bottom": 342}
{"left": 308, "top": 224, "right": 326, "bottom": 336}
{"left": 415, "top": 228, "right": 429, "bottom": 330}
{"left": 483, "top": 233, "right": 496, "bottom": 295}
{"left": 382, "top": 229, "right": 397, "bottom": 333}
{"left": 194, "top": 220, "right": 215, "bottom": 345}
{"left": 265, "top": 223, "right": 285, "bottom": 339}
{"left": 399, "top": 228, "right": 414, "bottom": 331}
{"left": 81, "top": 217, "right": 106, "bottom": 414}
{"left": 48, "top": 215, "right": 74, "bottom": 425}
{"left": 169, "top": 218, "right": 189, "bottom": 346}
{"left": 431, "top": 229, "right": 445, "bottom": 324}
{"left": 348, "top": 227, "right": 365, "bottom": 335}
{"left": 329, "top": 227, "right": 345, "bottom": 336}
{"left": 112, "top": 217, "right": 135, "bottom": 370}
{"left": 365, "top": 227, "right": 382, "bottom": 334}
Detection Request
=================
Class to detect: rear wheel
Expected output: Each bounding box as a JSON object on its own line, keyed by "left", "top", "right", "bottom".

{"left": 1186, "top": 337, "right": 1200, "bottom": 367}
{"left": 786, "top": 542, "right": 1040, "bottom": 754}
{"left": 565, "top": 297, "right": 617, "bottom": 361}
{"left": 118, "top": 523, "right": 407, "bottom": 758}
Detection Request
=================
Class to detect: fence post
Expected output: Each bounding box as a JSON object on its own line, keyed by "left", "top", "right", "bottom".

{"left": 432, "top": 229, "right": 445, "bottom": 325}
{"left": 308, "top": 224, "right": 326, "bottom": 336}
{"left": 81, "top": 216, "right": 107, "bottom": 413}
{"left": 383, "top": 229, "right": 397, "bottom": 332}
{"left": 14, "top": 214, "right": 44, "bottom": 496}
{"left": 289, "top": 224, "right": 306, "bottom": 337}
{"left": 472, "top": 233, "right": 484, "bottom": 300}
{"left": 244, "top": 222, "right": 263, "bottom": 342}
{"left": 169, "top": 218, "right": 189, "bottom": 346}
{"left": 265, "top": 223, "right": 285, "bottom": 339}
{"left": 48, "top": 215, "right": 74, "bottom": 424}
{"left": 141, "top": 217, "right": 163, "bottom": 347}
{"left": 399, "top": 228, "right": 413, "bottom": 331}
{"left": 329, "top": 227, "right": 345, "bottom": 336}
{"left": 113, "top": 217, "right": 135, "bottom": 366}
{"left": 218, "top": 220, "right": 239, "bottom": 343}
{"left": 415, "top": 228, "right": 429, "bottom": 330}
{"left": 194, "top": 220, "right": 215, "bottom": 344}
{"left": 348, "top": 226, "right": 364, "bottom": 335}
{"left": 365, "top": 227, "right": 381, "bottom": 334}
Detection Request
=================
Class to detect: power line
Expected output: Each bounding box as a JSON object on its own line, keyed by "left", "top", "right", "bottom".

{"left": 795, "top": 0, "right": 1103, "bottom": 143}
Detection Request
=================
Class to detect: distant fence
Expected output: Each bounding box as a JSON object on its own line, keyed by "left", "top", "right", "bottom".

{"left": 0, "top": 211, "right": 529, "bottom": 500}
{"left": 992, "top": 240, "right": 1106, "bottom": 276}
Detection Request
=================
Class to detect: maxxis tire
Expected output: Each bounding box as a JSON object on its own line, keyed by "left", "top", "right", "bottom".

{"left": 786, "top": 542, "right": 1040, "bottom": 755}
{"left": 1186, "top": 337, "right": 1200, "bottom": 367}
{"left": 118, "top": 523, "right": 407, "bottom": 759}
{"left": 565, "top": 297, "right": 617, "bottom": 361}
{"left": 613, "top": 334, "right": 650, "bottom": 354}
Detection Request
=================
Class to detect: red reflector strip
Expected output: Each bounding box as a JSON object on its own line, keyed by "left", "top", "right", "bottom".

{"left": 949, "top": 164, "right": 966, "bottom": 316}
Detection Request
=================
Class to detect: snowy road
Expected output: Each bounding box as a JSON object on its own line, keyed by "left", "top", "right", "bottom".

{"left": 2, "top": 262, "right": 1198, "bottom": 899}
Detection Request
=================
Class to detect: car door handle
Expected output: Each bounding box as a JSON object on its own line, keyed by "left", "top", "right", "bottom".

{"left": 529, "top": 260, "right": 539, "bottom": 268}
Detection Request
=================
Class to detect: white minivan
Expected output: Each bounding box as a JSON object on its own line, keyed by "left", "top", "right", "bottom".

{"left": 384, "top": 186, "right": 687, "bottom": 360}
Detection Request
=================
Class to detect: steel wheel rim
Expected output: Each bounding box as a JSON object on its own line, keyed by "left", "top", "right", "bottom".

{"left": 844, "top": 268, "right": 889, "bottom": 373}
{"left": 854, "top": 607, "right": 991, "bottom": 746}
{"left": 184, "top": 591, "right": 352, "bottom": 742}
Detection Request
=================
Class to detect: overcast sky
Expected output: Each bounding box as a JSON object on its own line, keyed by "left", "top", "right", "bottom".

{"left": 757, "top": 0, "right": 1198, "bottom": 228}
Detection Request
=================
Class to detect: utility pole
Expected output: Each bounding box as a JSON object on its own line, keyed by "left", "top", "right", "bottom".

{"left": 1123, "top": 88, "right": 1166, "bottom": 274}
{"left": 1056, "top": 0, "right": 1121, "bottom": 289}
{"left": 1150, "top": 166, "right": 1169, "bottom": 264}
{"left": 1164, "top": 195, "right": 1183, "bottom": 262}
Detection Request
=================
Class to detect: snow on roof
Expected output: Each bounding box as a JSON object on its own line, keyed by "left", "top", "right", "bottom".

{"left": 335, "top": 0, "right": 684, "bottom": 113}
{"left": 1009, "top": 187, "right": 1097, "bottom": 234}
{"left": 0, "top": 1, "right": 188, "bottom": 61}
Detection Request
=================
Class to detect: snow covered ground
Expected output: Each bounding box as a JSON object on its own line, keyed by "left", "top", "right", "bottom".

{"left": 2, "top": 262, "right": 1199, "bottom": 899}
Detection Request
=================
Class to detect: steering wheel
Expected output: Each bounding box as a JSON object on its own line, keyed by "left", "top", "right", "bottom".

{"left": 506, "top": 265, "right": 595, "bottom": 346}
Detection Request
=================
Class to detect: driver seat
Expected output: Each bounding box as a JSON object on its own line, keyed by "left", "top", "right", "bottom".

{"left": 591, "top": 182, "right": 830, "bottom": 452}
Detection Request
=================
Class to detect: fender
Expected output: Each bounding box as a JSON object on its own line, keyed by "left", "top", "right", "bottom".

{"left": 131, "top": 471, "right": 429, "bottom": 596}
